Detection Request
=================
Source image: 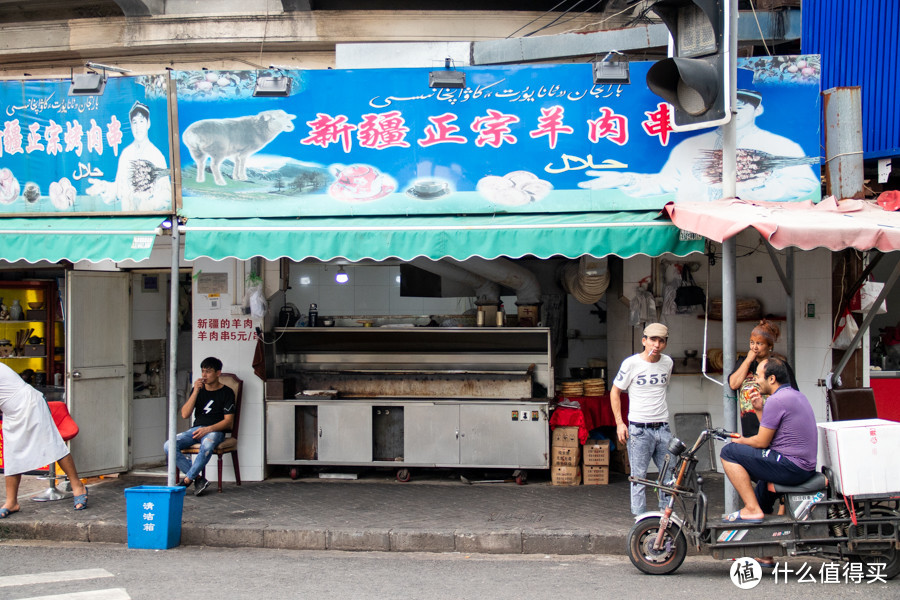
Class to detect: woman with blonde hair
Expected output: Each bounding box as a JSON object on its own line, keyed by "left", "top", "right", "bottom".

{"left": 728, "top": 319, "right": 798, "bottom": 436}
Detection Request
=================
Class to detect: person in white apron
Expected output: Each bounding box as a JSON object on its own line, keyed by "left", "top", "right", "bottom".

{"left": 1, "top": 362, "right": 87, "bottom": 517}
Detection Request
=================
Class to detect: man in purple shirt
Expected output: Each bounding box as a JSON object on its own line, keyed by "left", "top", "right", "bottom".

{"left": 720, "top": 357, "right": 818, "bottom": 524}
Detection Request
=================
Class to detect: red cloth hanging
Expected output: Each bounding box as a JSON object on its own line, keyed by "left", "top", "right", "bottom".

{"left": 549, "top": 393, "right": 629, "bottom": 446}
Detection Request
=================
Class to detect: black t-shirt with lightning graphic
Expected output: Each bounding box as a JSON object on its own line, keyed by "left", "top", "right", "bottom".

{"left": 192, "top": 385, "right": 236, "bottom": 429}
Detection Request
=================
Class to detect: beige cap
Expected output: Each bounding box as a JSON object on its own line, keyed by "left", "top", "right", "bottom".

{"left": 643, "top": 323, "right": 669, "bottom": 338}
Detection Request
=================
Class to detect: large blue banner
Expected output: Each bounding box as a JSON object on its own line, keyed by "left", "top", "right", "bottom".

{"left": 0, "top": 76, "right": 172, "bottom": 215}
{"left": 175, "top": 56, "right": 821, "bottom": 218}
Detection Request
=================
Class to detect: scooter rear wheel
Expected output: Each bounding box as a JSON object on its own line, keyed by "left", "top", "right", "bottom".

{"left": 627, "top": 516, "right": 687, "bottom": 575}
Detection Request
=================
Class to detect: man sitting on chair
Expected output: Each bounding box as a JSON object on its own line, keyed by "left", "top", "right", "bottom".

{"left": 164, "top": 356, "right": 235, "bottom": 496}
{"left": 719, "top": 357, "right": 818, "bottom": 524}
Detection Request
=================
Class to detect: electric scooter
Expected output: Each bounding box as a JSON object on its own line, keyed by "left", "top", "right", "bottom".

{"left": 626, "top": 428, "right": 900, "bottom": 577}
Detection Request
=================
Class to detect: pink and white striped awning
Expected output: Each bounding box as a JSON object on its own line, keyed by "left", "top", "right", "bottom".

{"left": 664, "top": 196, "right": 900, "bottom": 252}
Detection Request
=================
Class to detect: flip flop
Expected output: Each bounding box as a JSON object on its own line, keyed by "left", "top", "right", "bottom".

{"left": 722, "top": 510, "right": 764, "bottom": 524}
{"left": 0, "top": 507, "right": 19, "bottom": 519}
{"left": 73, "top": 492, "right": 88, "bottom": 511}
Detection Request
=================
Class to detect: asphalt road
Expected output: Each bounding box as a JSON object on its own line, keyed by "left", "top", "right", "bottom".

{"left": 0, "top": 541, "right": 897, "bottom": 599}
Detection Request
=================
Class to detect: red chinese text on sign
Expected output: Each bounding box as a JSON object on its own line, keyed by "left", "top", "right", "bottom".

{"left": 418, "top": 113, "right": 468, "bottom": 147}
{"left": 470, "top": 109, "right": 520, "bottom": 148}
{"left": 357, "top": 111, "right": 411, "bottom": 150}
{"left": 528, "top": 105, "right": 574, "bottom": 150}
{"left": 588, "top": 108, "right": 629, "bottom": 146}
{"left": 641, "top": 103, "right": 674, "bottom": 146}
{"left": 301, "top": 113, "right": 358, "bottom": 153}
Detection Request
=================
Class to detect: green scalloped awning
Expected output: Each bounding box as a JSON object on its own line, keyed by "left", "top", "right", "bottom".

{"left": 0, "top": 217, "right": 162, "bottom": 263}
{"left": 182, "top": 212, "right": 703, "bottom": 262}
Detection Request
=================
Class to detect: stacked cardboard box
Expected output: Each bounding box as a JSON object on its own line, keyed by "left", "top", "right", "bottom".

{"left": 552, "top": 445, "right": 580, "bottom": 467}
{"left": 551, "top": 427, "right": 582, "bottom": 485}
{"left": 610, "top": 446, "right": 630, "bottom": 475}
{"left": 583, "top": 439, "right": 610, "bottom": 485}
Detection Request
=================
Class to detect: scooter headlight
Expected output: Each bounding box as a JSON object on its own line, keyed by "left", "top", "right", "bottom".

{"left": 667, "top": 437, "right": 687, "bottom": 456}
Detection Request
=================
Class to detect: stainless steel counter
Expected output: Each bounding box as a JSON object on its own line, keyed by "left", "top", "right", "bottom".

{"left": 266, "top": 327, "right": 554, "bottom": 474}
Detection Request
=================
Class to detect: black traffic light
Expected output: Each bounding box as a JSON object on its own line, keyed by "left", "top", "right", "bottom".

{"left": 646, "top": 0, "right": 730, "bottom": 128}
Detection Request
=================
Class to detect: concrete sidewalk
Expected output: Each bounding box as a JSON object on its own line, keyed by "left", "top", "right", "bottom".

{"left": 0, "top": 469, "right": 726, "bottom": 554}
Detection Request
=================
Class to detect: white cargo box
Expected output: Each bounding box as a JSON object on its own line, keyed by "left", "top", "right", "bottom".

{"left": 818, "top": 419, "right": 900, "bottom": 497}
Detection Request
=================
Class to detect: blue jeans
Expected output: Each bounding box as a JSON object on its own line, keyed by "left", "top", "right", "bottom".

{"left": 627, "top": 423, "right": 673, "bottom": 515}
{"left": 163, "top": 427, "right": 225, "bottom": 482}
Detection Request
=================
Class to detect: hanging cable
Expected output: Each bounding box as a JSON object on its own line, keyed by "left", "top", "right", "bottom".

{"left": 748, "top": 0, "right": 772, "bottom": 56}
{"left": 523, "top": 1, "right": 585, "bottom": 38}
{"left": 506, "top": 0, "right": 571, "bottom": 38}
{"left": 525, "top": 1, "right": 610, "bottom": 38}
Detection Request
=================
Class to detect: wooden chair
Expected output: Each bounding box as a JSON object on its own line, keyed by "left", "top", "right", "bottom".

{"left": 181, "top": 373, "right": 243, "bottom": 492}
{"left": 826, "top": 387, "right": 878, "bottom": 421}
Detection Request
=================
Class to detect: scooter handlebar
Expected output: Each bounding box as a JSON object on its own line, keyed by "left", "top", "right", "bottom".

{"left": 709, "top": 428, "right": 740, "bottom": 441}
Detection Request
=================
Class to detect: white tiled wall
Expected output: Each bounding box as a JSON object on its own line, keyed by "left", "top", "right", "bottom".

{"left": 130, "top": 274, "right": 169, "bottom": 466}
{"left": 132, "top": 396, "right": 167, "bottom": 467}
{"left": 191, "top": 257, "right": 265, "bottom": 483}
{"left": 563, "top": 295, "right": 609, "bottom": 373}
{"left": 132, "top": 273, "right": 169, "bottom": 340}
{"left": 285, "top": 262, "right": 508, "bottom": 322}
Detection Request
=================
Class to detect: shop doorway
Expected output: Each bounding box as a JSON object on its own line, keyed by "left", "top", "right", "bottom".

{"left": 66, "top": 271, "right": 131, "bottom": 477}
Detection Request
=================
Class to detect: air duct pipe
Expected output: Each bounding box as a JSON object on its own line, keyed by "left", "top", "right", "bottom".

{"left": 410, "top": 258, "right": 500, "bottom": 304}
{"left": 447, "top": 257, "right": 541, "bottom": 306}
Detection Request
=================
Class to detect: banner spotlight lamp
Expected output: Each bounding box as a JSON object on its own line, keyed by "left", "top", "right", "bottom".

{"left": 429, "top": 58, "right": 465, "bottom": 89}
{"left": 68, "top": 62, "right": 132, "bottom": 96}
{"left": 254, "top": 67, "right": 292, "bottom": 97}
{"left": 335, "top": 266, "right": 349, "bottom": 284}
{"left": 593, "top": 51, "right": 630, "bottom": 85}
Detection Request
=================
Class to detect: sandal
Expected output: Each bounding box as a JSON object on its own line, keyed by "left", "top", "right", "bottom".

{"left": 0, "top": 507, "right": 20, "bottom": 519}
{"left": 73, "top": 492, "right": 88, "bottom": 511}
{"left": 722, "top": 510, "right": 764, "bottom": 524}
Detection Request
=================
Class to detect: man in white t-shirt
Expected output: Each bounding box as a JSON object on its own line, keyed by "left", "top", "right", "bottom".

{"left": 611, "top": 322, "right": 674, "bottom": 515}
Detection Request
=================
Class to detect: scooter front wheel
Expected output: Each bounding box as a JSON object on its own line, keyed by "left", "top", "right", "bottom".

{"left": 627, "top": 516, "right": 687, "bottom": 575}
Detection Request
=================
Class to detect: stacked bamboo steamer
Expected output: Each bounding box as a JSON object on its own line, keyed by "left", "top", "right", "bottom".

{"left": 560, "top": 380, "right": 584, "bottom": 397}
{"left": 582, "top": 378, "right": 606, "bottom": 396}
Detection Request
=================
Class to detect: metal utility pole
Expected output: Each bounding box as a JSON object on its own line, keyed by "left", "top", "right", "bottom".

{"left": 721, "top": 0, "right": 739, "bottom": 514}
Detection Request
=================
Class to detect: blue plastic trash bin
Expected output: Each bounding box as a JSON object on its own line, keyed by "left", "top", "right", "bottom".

{"left": 124, "top": 485, "right": 187, "bottom": 549}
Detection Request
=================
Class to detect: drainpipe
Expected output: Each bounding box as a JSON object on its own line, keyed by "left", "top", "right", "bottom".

{"left": 446, "top": 256, "right": 541, "bottom": 305}
{"left": 410, "top": 258, "right": 500, "bottom": 304}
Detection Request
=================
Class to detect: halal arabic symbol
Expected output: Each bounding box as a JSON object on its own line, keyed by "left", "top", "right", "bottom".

{"left": 544, "top": 154, "right": 628, "bottom": 174}
{"left": 73, "top": 162, "right": 103, "bottom": 181}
